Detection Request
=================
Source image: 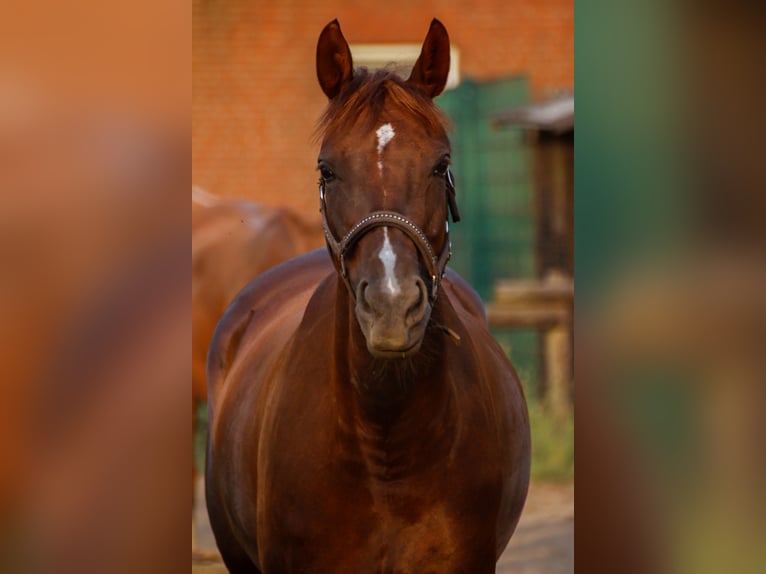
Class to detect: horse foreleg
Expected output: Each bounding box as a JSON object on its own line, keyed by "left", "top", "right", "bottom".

{"left": 205, "top": 452, "right": 262, "bottom": 574}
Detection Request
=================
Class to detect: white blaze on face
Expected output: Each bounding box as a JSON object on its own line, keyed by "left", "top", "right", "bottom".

{"left": 378, "top": 228, "right": 400, "bottom": 296}
{"left": 375, "top": 123, "right": 398, "bottom": 290}
{"left": 375, "top": 123, "right": 395, "bottom": 175}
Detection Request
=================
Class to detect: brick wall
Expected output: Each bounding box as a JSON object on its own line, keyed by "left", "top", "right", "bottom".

{"left": 193, "top": 0, "right": 573, "bottom": 213}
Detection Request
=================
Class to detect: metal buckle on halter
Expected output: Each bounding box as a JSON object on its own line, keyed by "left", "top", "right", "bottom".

{"left": 446, "top": 167, "right": 455, "bottom": 190}
{"left": 445, "top": 167, "right": 461, "bottom": 223}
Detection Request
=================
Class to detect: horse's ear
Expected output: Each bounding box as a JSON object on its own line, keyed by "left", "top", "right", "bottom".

{"left": 316, "top": 19, "right": 354, "bottom": 99}
{"left": 407, "top": 19, "right": 451, "bottom": 98}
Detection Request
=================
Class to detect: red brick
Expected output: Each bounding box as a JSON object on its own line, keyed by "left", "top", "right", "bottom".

{"left": 193, "top": 0, "right": 573, "bottom": 213}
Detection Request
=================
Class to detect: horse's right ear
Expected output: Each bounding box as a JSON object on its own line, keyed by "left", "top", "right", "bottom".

{"left": 316, "top": 19, "right": 353, "bottom": 99}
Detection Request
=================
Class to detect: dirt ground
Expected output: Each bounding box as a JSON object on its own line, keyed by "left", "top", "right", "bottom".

{"left": 192, "top": 480, "right": 573, "bottom": 573}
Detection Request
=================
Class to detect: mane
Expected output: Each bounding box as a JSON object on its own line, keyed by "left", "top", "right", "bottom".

{"left": 315, "top": 68, "right": 449, "bottom": 143}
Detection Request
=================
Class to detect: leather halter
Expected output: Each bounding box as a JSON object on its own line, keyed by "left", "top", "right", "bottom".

{"left": 319, "top": 168, "right": 461, "bottom": 304}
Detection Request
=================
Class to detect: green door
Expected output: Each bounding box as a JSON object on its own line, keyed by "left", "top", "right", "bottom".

{"left": 437, "top": 76, "right": 535, "bottom": 298}
{"left": 437, "top": 76, "right": 542, "bottom": 395}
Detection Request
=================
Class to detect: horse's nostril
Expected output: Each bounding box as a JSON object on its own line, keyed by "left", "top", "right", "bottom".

{"left": 357, "top": 280, "right": 372, "bottom": 310}
{"left": 407, "top": 277, "right": 427, "bottom": 318}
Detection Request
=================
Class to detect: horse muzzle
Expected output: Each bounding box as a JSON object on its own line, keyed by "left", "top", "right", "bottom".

{"left": 355, "top": 275, "right": 431, "bottom": 358}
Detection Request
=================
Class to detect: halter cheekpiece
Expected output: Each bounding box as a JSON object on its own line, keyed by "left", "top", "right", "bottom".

{"left": 319, "top": 168, "right": 461, "bottom": 304}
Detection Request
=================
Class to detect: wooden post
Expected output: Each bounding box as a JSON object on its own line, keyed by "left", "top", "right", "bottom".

{"left": 545, "top": 322, "right": 572, "bottom": 421}
{"left": 487, "top": 271, "right": 573, "bottom": 416}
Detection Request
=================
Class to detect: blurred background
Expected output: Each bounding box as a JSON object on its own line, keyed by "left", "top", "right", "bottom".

{"left": 576, "top": 0, "right": 766, "bottom": 572}
{"left": 193, "top": 1, "right": 573, "bottom": 572}
{"left": 0, "top": 1, "right": 189, "bottom": 573}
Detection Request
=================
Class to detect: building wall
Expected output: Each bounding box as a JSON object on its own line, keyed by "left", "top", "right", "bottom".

{"left": 193, "top": 0, "right": 573, "bottom": 213}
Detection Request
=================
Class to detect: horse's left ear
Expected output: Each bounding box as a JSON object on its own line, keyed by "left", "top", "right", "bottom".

{"left": 407, "top": 19, "right": 451, "bottom": 99}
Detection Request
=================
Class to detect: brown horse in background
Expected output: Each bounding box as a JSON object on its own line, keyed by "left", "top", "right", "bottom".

{"left": 206, "top": 19, "right": 530, "bottom": 573}
{"left": 192, "top": 188, "right": 324, "bottom": 543}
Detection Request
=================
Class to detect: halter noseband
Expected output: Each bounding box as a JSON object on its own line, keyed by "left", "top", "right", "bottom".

{"left": 319, "top": 168, "right": 461, "bottom": 304}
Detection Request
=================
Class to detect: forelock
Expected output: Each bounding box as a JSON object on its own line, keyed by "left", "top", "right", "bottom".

{"left": 314, "top": 69, "right": 449, "bottom": 144}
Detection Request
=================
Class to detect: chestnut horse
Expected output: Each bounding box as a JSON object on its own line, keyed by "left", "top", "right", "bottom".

{"left": 206, "top": 19, "right": 530, "bottom": 573}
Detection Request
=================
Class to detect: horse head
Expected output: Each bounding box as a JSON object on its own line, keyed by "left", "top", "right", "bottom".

{"left": 316, "top": 19, "right": 459, "bottom": 359}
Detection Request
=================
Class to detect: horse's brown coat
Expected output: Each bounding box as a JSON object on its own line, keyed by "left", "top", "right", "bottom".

{"left": 206, "top": 19, "right": 530, "bottom": 574}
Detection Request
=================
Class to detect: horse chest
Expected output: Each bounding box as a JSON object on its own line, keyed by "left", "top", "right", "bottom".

{"left": 261, "top": 490, "right": 492, "bottom": 573}
{"left": 259, "top": 442, "right": 498, "bottom": 573}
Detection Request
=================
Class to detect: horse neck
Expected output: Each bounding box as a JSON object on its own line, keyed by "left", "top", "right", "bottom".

{"left": 330, "top": 281, "right": 458, "bottom": 468}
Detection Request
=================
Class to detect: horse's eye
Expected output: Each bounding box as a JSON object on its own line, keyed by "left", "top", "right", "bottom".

{"left": 319, "top": 165, "right": 335, "bottom": 182}
{"left": 433, "top": 159, "right": 450, "bottom": 177}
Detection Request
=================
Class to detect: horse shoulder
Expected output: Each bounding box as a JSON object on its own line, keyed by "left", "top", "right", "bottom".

{"left": 441, "top": 268, "right": 530, "bottom": 544}
{"left": 206, "top": 249, "right": 334, "bottom": 415}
